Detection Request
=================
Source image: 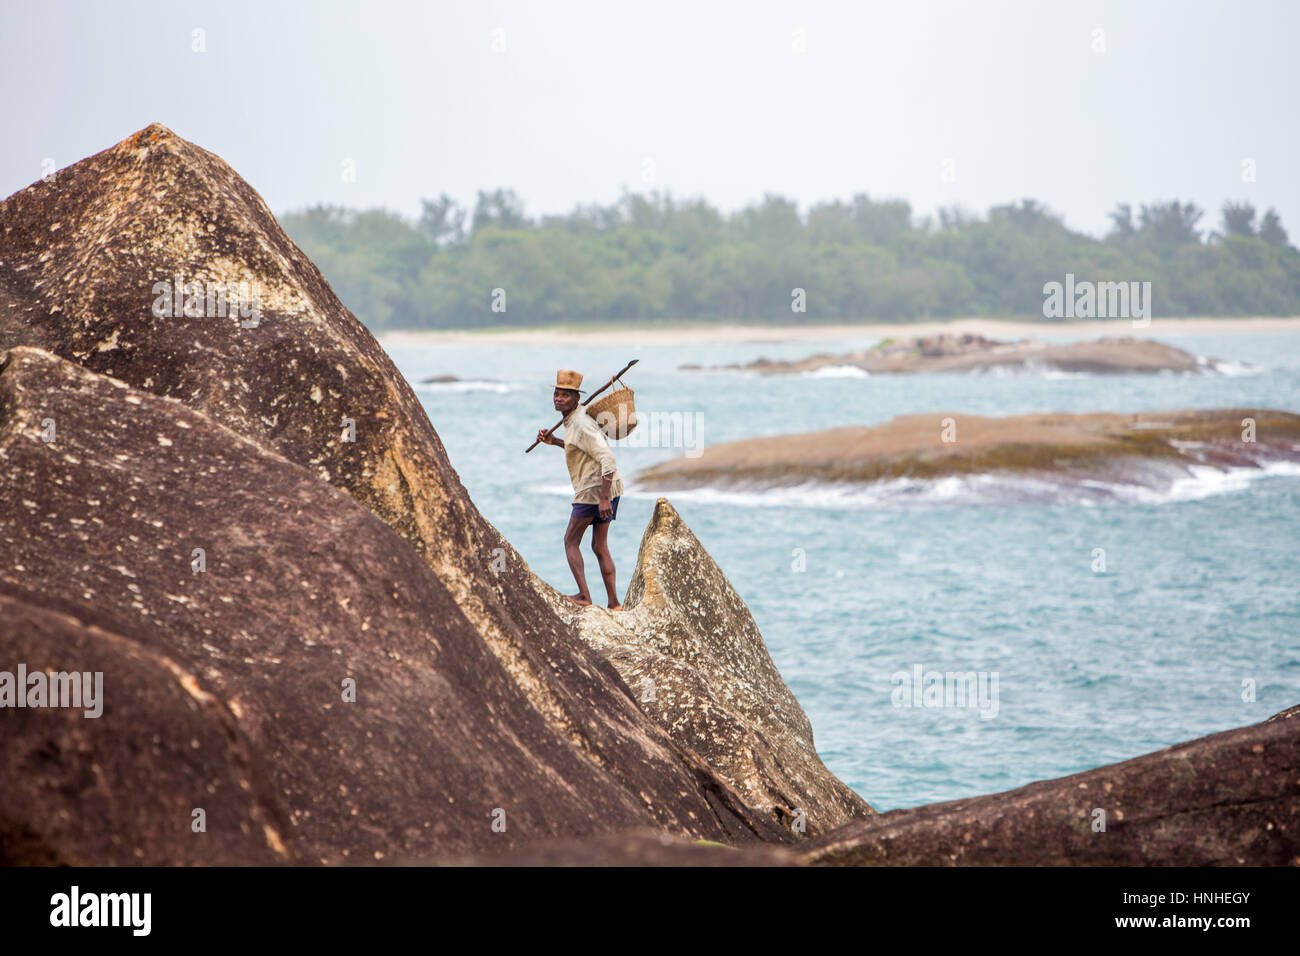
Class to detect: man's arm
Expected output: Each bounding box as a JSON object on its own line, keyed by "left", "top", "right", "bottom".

{"left": 597, "top": 472, "right": 614, "bottom": 519}
{"left": 537, "top": 428, "right": 564, "bottom": 448}
{"left": 587, "top": 428, "right": 618, "bottom": 519}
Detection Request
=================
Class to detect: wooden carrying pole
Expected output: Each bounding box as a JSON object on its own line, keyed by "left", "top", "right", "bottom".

{"left": 525, "top": 359, "right": 639, "bottom": 453}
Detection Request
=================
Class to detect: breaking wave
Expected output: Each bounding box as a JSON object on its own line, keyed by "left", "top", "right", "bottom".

{"left": 1210, "top": 359, "right": 1261, "bottom": 377}
{"left": 965, "top": 361, "right": 1090, "bottom": 379}
{"left": 414, "top": 379, "right": 527, "bottom": 394}
{"left": 626, "top": 459, "right": 1300, "bottom": 511}
{"left": 803, "top": 365, "right": 870, "bottom": 378}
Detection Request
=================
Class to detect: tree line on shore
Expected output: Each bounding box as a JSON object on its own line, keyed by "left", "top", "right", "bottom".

{"left": 279, "top": 191, "right": 1300, "bottom": 330}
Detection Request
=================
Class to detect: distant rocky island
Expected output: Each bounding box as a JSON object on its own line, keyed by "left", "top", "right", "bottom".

{"left": 681, "top": 332, "right": 1229, "bottom": 375}
{"left": 638, "top": 409, "right": 1300, "bottom": 493}
{"left": 1, "top": 125, "right": 1295, "bottom": 866}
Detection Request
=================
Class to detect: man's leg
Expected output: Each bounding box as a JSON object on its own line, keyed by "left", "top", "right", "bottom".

{"left": 590, "top": 519, "right": 622, "bottom": 610}
{"left": 564, "top": 512, "right": 595, "bottom": 605}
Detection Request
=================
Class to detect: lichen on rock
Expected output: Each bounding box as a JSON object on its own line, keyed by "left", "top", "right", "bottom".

{"left": 541, "top": 498, "right": 875, "bottom": 836}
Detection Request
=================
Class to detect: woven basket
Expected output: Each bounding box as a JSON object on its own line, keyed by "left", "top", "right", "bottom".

{"left": 585, "top": 384, "right": 637, "bottom": 439}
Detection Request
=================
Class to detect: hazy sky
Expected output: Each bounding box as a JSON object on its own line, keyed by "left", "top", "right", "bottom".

{"left": 3, "top": 0, "right": 1297, "bottom": 238}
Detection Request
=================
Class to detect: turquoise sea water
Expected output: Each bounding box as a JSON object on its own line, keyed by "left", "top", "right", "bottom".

{"left": 385, "top": 327, "right": 1300, "bottom": 811}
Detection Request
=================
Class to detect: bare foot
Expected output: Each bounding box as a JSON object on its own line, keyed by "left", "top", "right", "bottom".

{"left": 606, "top": 603, "right": 624, "bottom": 611}
{"left": 566, "top": 593, "right": 592, "bottom": 606}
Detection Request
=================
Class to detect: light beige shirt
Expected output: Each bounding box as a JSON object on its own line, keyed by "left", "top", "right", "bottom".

{"left": 563, "top": 407, "right": 625, "bottom": 504}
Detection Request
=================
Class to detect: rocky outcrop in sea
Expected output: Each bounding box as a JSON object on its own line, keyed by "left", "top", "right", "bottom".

{"left": 680, "top": 332, "right": 1229, "bottom": 375}
{"left": 638, "top": 409, "right": 1300, "bottom": 499}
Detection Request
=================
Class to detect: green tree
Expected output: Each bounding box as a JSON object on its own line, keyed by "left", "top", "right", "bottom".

{"left": 1220, "top": 201, "right": 1257, "bottom": 238}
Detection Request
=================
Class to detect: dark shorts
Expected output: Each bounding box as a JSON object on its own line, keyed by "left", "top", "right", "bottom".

{"left": 571, "top": 496, "right": 620, "bottom": 524}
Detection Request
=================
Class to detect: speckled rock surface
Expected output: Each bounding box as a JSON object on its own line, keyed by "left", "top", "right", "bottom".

{"left": 425, "top": 828, "right": 800, "bottom": 866}
{"left": 799, "top": 711, "right": 1300, "bottom": 866}
{"left": 1267, "top": 704, "right": 1300, "bottom": 722}
{"left": 541, "top": 499, "right": 875, "bottom": 836}
{"left": 0, "top": 125, "right": 571, "bottom": 719}
{"left": 421, "top": 709, "right": 1300, "bottom": 865}
{"left": 0, "top": 347, "right": 794, "bottom": 863}
{"left": 0, "top": 127, "right": 797, "bottom": 858}
{"left": 0, "top": 591, "right": 291, "bottom": 866}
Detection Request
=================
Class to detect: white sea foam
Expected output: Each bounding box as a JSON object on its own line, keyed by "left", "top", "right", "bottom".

{"left": 963, "top": 356, "right": 1260, "bottom": 379}
{"left": 965, "top": 361, "right": 1088, "bottom": 379}
{"left": 804, "top": 365, "right": 870, "bottom": 378}
{"left": 415, "top": 379, "right": 526, "bottom": 394}
{"left": 530, "top": 482, "right": 582, "bottom": 498}
{"left": 620, "top": 459, "right": 1300, "bottom": 511}
{"left": 1210, "top": 359, "right": 1260, "bottom": 377}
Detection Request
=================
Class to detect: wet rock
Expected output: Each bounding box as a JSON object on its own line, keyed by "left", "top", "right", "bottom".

{"left": 543, "top": 499, "right": 875, "bottom": 836}
{"left": 0, "top": 347, "right": 787, "bottom": 863}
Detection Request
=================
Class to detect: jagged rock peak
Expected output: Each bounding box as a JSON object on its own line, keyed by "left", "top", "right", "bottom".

{"left": 547, "top": 497, "right": 875, "bottom": 836}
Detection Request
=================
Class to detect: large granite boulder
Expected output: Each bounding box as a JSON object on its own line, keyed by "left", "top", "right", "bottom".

{"left": 0, "top": 124, "right": 543, "bottom": 689}
{"left": 799, "top": 710, "right": 1300, "bottom": 866}
{"left": 0, "top": 126, "right": 799, "bottom": 856}
{"left": 543, "top": 499, "right": 875, "bottom": 836}
{"left": 0, "top": 591, "right": 290, "bottom": 866}
{"left": 429, "top": 708, "right": 1300, "bottom": 865}
{"left": 429, "top": 829, "right": 799, "bottom": 867}
{"left": 0, "top": 346, "right": 792, "bottom": 863}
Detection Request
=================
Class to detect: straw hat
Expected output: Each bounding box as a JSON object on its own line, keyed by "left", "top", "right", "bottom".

{"left": 552, "top": 369, "right": 586, "bottom": 393}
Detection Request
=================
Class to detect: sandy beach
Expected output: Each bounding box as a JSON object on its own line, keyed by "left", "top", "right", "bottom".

{"left": 379, "top": 316, "right": 1300, "bottom": 348}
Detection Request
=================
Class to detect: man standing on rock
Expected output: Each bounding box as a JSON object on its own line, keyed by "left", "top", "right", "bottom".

{"left": 537, "top": 369, "right": 625, "bottom": 610}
